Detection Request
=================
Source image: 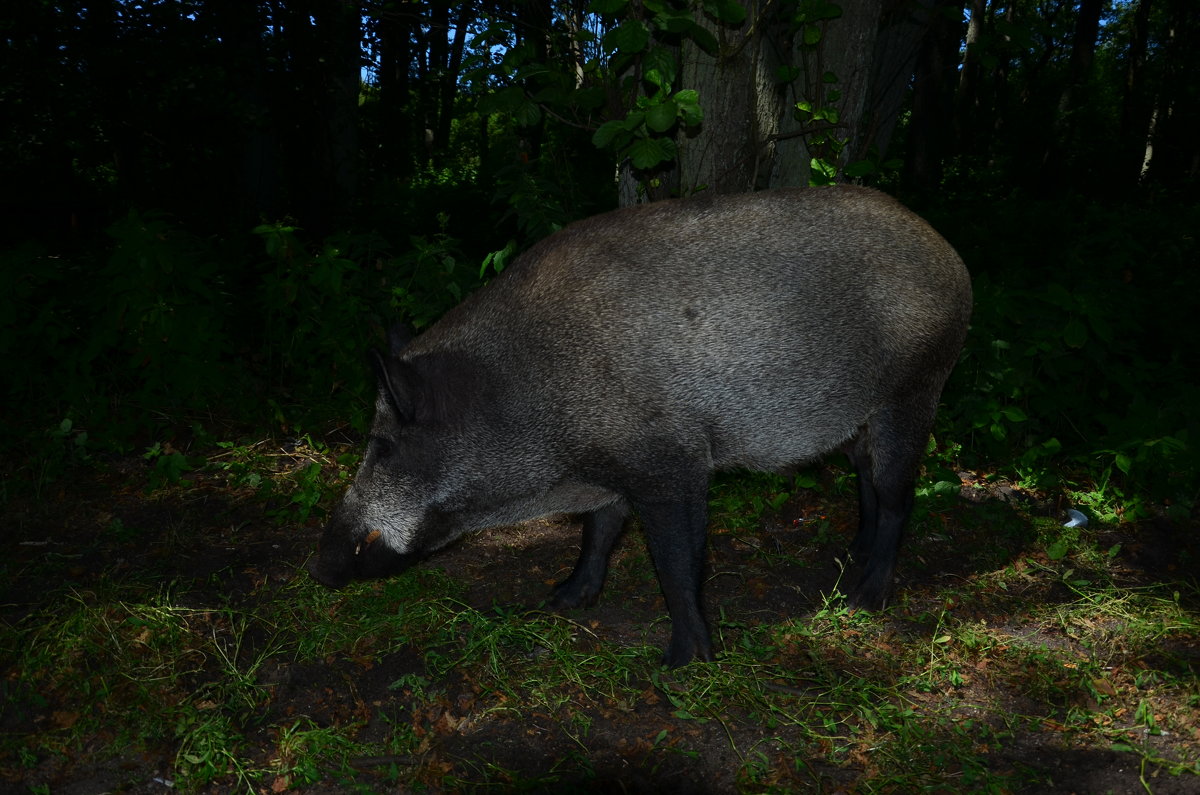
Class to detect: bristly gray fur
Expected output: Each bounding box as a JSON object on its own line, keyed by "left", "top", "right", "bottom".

{"left": 311, "top": 186, "right": 973, "bottom": 667}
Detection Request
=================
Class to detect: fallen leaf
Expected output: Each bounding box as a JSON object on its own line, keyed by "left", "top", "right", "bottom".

{"left": 53, "top": 710, "right": 79, "bottom": 729}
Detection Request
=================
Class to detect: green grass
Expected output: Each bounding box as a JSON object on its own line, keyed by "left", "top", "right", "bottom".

{"left": 3, "top": 439, "right": 1198, "bottom": 793}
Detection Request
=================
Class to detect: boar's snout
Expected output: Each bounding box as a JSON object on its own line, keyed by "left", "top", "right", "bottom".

{"left": 310, "top": 518, "right": 421, "bottom": 589}
{"left": 308, "top": 534, "right": 356, "bottom": 590}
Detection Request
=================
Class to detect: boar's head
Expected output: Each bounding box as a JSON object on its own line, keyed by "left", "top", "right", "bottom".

{"left": 308, "top": 342, "right": 484, "bottom": 590}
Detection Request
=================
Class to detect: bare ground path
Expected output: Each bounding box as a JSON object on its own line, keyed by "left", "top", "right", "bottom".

{"left": 3, "top": 450, "right": 1198, "bottom": 793}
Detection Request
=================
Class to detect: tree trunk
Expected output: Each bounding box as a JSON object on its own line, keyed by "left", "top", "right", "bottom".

{"left": 905, "top": 1, "right": 964, "bottom": 193}
{"left": 1119, "top": 0, "right": 1153, "bottom": 187}
{"left": 378, "top": 4, "right": 416, "bottom": 177}
{"left": 677, "top": 1, "right": 790, "bottom": 195}
{"left": 864, "top": 0, "right": 942, "bottom": 165}
{"left": 313, "top": 0, "right": 362, "bottom": 231}
{"left": 1145, "top": 0, "right": 1200, "bottom": 192}
{"left": 434, "top": 6, "right": 471, "bottom": 157}
{"left": 794, "top": 0, "right": 885, "bottom": 180}
{"left": 670, "top": 0, "right": 935, "bottom": 195}
{"left": 954, "top": 0, "right": 985, "bottom": 153}
{"left": 1041, "top": 0, "right": 1102, "bottom": 191}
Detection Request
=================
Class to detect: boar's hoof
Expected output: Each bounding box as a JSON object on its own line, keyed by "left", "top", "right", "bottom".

{"left": 847, "top": 580, "right": 890, "bottom": 612}
{"left": 548, "top": 578, "right": 601, "bottom": 610}
{"left": 662, "top": 632, "right": 715, "bottom": 668}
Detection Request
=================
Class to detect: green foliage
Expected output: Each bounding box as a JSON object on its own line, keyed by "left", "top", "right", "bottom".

{"left": 936, "top": 196, "right": 1200, "bottom": 511}
{"left": 5, "top": 443, "right": 1199, "bottom": 791}
{"left": 477, "top": 0, "right": 713, "bottom": 186}
{"left": 1, "top": 213, "right": 240, "bottom": 445}
{"left": 256, "top": 222, "right": 380, "bottom": 411}
{"left": 709, "top": 471, "right": 798, "bottom": 532}
{"left": 0, "top": 203, "right": 522, "bottom": 462}
{"left": 96, "top": 212, "right": 236, "bottom": 405}
{"left": 143, "top": 442, "right": 197, "bottom": 491}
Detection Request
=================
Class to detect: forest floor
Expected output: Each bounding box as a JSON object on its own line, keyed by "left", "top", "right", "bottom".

{"left": 2, "top": 439, "right": 1199, "bottom": 794}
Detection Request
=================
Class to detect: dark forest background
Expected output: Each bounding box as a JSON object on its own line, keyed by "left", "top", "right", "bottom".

{"left": 1, "top": 0, "right": 1198, "bottom": 514}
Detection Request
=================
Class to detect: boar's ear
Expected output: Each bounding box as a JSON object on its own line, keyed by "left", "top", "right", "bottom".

{"left": 387, "top": 323, "right": 414, "bottom": 354}
{"left": 370, "top": 349, "right": 419, "bottom": 424}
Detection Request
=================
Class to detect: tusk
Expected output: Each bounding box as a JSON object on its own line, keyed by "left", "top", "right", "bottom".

{"left": 355, "top": 529, "right": 383, "bottom": 556}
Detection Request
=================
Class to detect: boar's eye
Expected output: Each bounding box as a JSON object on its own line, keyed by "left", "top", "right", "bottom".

{"left": 367, "top": 435, "right": 396, "bottom": 460}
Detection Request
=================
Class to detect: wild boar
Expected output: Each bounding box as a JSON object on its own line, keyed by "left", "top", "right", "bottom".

{"left": 309, "top": 186, "right": 972, "bottom": 666}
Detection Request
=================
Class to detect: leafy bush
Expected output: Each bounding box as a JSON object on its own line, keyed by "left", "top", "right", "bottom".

{"left": 0, "top": 202, "right": 519, "bottom": 467}
{"left": 936, "top": 195, "right": 1200, "bottom": 511}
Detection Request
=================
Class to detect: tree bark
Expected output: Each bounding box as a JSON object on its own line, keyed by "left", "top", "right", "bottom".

{"left": 677, "top": 1, "right": 790, "bottom": 195}
{"left": 670, "top": 0, "right": 937, "bottom": 194}
{"left": 378, "top": 3, "right": 417, "bottom": 177}
{"left": 866, "top": 0, "right": 947, "bottom": 165}
{"left": 797, "top": 0, "right": 884, "bottom": 178}
{"left": 954, "top": 0, "right": 985, "bottom": 153}
{"left": 905, "top": 1, "right": 964, "bottom": 193}
{"left": 1144, "top": 0, "right": 1200, "bottom": 192}
{"left": 1119, "top": 0, "right": 1153, "bottom": 187}
{"left": 1041, "top": 0, "right": 1102, "bottom": 190}
{"left": 434, "top": 6, "right": 472, "bottom": 156}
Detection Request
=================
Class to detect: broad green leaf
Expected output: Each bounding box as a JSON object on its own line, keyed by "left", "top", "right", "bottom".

{"left": 628, "top": 136, "right": 677, "bottom": 169}
{"left": 604, "top": 19, "right": 650, "bottom": 54}
{"left": 478, "top": 85, "right": 525, "bottom": 114}
{"left": 800, "top": 0, "right": 843, "bottom": 22}
{"left": 932, "top": 480, "right": 959, "bottom": 495}
{"left": 572, "top": 86, "right": 606, "bottom": 110}
{"left": 593, "top": 119, "right": 628, "bottom": 149}
{"left": 645, "top": 100, "right": 678, "bottom": 132}
{"left": 678, "top": 100, "right": 704, "bottom": 126}
{"left": 514, "top": 99, "right": 542, "bottom": 127}
{"left": 621, "top": 110, "right": 647, "bottom": 130}
{"left": 1046, "top": 538, "right": 1070, "bottom": 560}
{"left": 1000, "top": 406, "right": 1028, "bottom": 422}
{"left": 688, "top": 23, "right": 720, "bottom": 54}
{"left": 643, "top": 45, "right": 678, "bottom": 87}
{"left": 704, "top": 0, "right": 747, "bottom": 24}
{"left": 1063, "top": 318, "right": 1088, "bottom": 348}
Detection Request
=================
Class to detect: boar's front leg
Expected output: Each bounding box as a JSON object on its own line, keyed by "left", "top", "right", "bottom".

{"left": 635, "top": 491, "right": 714, "bottom": 667}
{"left": 551, "top": 501, "right": 630, "bottom": 609}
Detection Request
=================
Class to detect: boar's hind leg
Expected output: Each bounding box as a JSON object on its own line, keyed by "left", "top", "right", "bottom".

{"left": 845, "top": 402, "right": 933, "bottom": 611}
{"left": 550, "top": 501, "right": 630, "bottom": 609}
{"left": 635, "top": 494, "right": 714, "bottom": 667}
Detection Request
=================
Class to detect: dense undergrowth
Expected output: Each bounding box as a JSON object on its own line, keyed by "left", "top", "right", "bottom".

{"left": 2, "top": 433, "right": 1197, "bottom": 792}
{"left": 2, "top": 189, "right": 1197, "bottom": 522}
{"left": 2, "top": 186, "right": 1198, "bottom": 789}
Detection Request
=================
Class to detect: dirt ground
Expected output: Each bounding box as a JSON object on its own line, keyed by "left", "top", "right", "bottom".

{"left": 3, "top": 456, "right": 1198, "bottom": 794}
